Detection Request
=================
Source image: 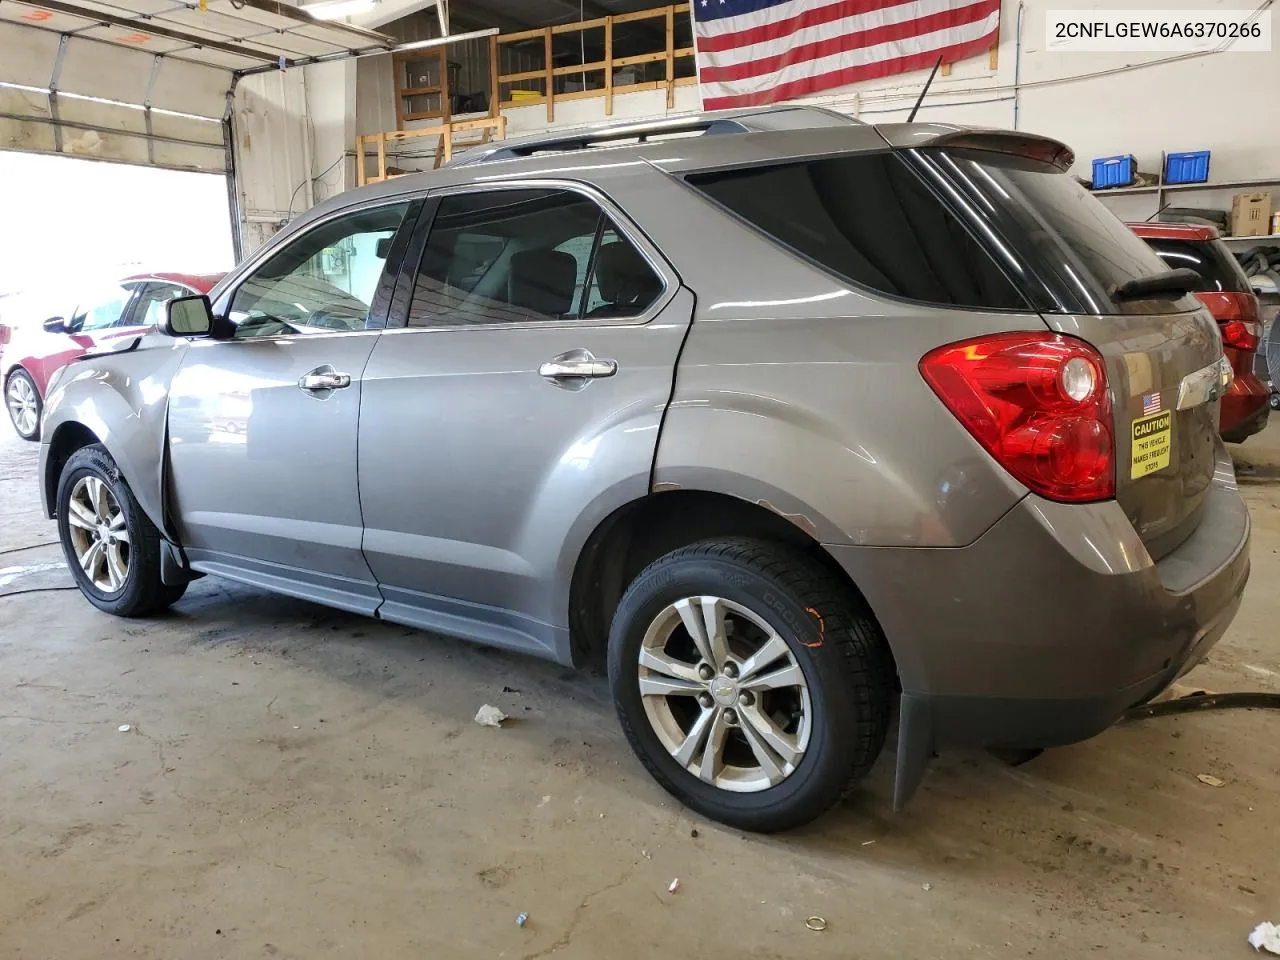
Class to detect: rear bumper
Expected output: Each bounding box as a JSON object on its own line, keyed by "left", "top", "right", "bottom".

{"left": 825, "top": 443, "right": 1249, "bottom": 803}
{"left": 1220, "top": 371, "right": 1270, "bottom": 442}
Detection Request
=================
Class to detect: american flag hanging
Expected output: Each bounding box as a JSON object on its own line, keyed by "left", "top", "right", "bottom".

{"left": 691, "top": 0, "right": 1002, "bottom": 111}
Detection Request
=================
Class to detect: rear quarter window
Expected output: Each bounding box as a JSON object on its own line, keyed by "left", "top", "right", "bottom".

{"left": 685, "top": 152, "right": 1029, "bottom": 311}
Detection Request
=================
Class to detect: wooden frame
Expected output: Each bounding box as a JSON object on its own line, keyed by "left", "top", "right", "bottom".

{"left": 494, "top": 2, "right": 693, "bottom": 118}
{"left": 355, "top": 116, "right": 507, "bottom": 186}
{"left": 392, "top": 47, "right": 450, "bottom": 128}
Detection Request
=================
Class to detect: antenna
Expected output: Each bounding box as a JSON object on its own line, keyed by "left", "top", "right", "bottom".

{"left": 906, "top": 55, "right": 945, "bottom": 123}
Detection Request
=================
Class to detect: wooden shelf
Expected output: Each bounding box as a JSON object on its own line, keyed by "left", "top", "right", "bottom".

{"left": 1222, "top": 234, "right": 1280, "bottom": 243}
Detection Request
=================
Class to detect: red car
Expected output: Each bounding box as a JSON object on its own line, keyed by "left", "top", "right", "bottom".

{"left": 1129, "top": 222, "right": 1269, "bottom": 443}
{"left": 2, "top": 272, "right": 222, "bottom": 441}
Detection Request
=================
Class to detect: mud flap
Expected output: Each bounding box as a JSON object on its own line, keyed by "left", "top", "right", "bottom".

{"left": 159, "top": 539, "right": 203, "bottom": 586}
{"left": 893, "top": 692, "right": 935, "bottom": 810}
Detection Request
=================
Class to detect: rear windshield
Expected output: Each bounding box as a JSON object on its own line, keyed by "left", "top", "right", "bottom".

{"left": 1140, "top": 237, "right": 1253, "bottom": 294}
{"left": 914, "top": 148, "right": 1192, "bottom": 315}
{"left": 685, "top": 152, "right": 1028, "bottom": 311}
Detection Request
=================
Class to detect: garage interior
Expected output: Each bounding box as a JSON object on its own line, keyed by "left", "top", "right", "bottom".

{"left": 3, "top": 0, "right": 1280, "bottom": 956}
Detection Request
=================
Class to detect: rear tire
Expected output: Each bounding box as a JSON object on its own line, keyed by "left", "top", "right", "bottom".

{"left": 6, "top": 368, "right": 41, "bottom": 441}
{"left": 608, "top": 537, "right": 893, "bottom": 832}
{"left": 56, "top": 444, "right": 186, "bottom": 617}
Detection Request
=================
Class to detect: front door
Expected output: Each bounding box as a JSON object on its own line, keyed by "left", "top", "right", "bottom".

{"left": 167, "top": 200, "right": 414, "bottom": 614}
{"left": 357, "top": 185, "right": 691, "bottom": 655}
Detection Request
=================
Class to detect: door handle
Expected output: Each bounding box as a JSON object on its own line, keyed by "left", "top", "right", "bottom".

{"left": 538, "top": 353, "right": 617, "bottom": 380}
{"left": 298, "top": 371, "right": 352, "bottom": 391}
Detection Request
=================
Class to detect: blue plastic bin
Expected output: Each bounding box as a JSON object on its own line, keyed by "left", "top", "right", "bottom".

{"left": 1164, "top": 150, "right": 1211, "bottom": 184}
{"left": 1092, "top": 155, "right": 1136, "bottom": 189}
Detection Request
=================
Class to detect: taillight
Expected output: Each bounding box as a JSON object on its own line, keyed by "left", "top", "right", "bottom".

{"left": 920, "top": 333, "right": 1114, "bottom": 503}
{"left": 1197, "top": 292, "right": 1261, "bottom": 351}
{"left": 1221, "top": 319, "right": 1260, "bottom": 351}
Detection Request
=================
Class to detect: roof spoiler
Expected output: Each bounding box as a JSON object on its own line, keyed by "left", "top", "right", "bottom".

{"left": 876, "top": 124, "right": 1075, "bottom": 171}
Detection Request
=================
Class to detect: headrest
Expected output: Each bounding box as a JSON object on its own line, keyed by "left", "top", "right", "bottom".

{"left": 593, "top": 240, "right": 658, "bottom": 307}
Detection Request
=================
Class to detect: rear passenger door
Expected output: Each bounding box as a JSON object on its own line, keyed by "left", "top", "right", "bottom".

{"left": 358, "top": 184, "right": 693, "bottom": 656}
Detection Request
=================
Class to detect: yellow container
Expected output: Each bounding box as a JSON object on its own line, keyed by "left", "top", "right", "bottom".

{"left": 510, "top": 89, "right": 541, "bottom": 102}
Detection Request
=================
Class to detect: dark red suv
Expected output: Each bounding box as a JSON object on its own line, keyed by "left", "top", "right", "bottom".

{"left": 1129, "top": 222, "right": 1269, "bottom": 443}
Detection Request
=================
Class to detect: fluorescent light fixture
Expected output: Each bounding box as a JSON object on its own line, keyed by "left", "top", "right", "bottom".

{"left": 301, "top": 0, "right": 377, "bottom": 20}
{"left": 395, "top": 27, "right": 499, "bottom": 51}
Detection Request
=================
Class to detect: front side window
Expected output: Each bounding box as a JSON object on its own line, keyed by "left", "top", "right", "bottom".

{"left": 74, "top": 282, "right": 137, "bottom": 332}
{"left": 133, "top": 282, "right": 193, "bottom": 328}
{"left": 406, "top": 188, "right": 662, "bottom": 328}
{"left": 686, "top": 153, "right": 1027, "bottom": 311}
{"left": 229, "top": 202, "right": 409, "bottom": 339}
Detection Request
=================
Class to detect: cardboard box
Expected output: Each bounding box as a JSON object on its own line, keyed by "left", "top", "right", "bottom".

{"left": 1231, "top": 191, "right": 1273, "bottom": 237}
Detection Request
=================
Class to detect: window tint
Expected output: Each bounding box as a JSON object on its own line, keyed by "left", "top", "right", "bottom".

{"left": 230, "top": 203, "right": 408, "bottom": 339}
{"left": 918, "top": 149, "right": 1186, "bottom": 315}
{"left": 407, "top": 189, "right": 661, "bottom": 327}
{"left": 1143, "top": 237, "right": 1253, "bottom": 294}
{"left": 75, "top": 282, "right": 136, "bottom": 332}
{"left": 133, "top": 283, "right": 192, "bottom": 328}
{"left": 686, "top": 153, "right": 1027, "bottom": 310}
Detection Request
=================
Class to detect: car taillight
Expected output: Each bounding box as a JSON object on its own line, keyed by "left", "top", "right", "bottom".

{"left": 1221, "top": 319, "right": 1260, "bottom": 351}
{"left": 1196, "top": 292, "right": 1261, "bottom": 351}
{"left": 920, "top": 332, "right": 1114, "bottom": 503}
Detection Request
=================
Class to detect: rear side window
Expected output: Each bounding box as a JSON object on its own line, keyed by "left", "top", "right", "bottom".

{"left": 685, "top": 153, "right": 1028, "bottom": 310}
{"left": 1142, "top": 237, "right": 1253, "bottom": 294}
{"left": 915, "top": 148, "right": 1190, "bottom": 315}
{"left": 407, "top": 188, "right": 663, "bottom": 328}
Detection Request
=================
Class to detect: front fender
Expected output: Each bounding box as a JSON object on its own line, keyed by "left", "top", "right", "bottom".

{"left": 40, "top": 334, "right": 188, "bottom": 533}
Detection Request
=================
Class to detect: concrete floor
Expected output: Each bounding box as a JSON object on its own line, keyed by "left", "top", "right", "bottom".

{"left": 2, "top": 425, "right": 1279, "bottom": 960}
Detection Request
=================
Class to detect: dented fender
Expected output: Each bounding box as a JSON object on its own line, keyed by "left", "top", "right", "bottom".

{"left": 39, "top": 333, "right": 189, "bottom": 536}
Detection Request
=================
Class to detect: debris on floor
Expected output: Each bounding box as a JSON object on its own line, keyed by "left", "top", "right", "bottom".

{"left": 474, "top": 704, "right": 508, "bottom": 727}
{"left": 922, "top": 883, "right": 932, "bottom": 891}
{"left": 690, "top": 828, "right": 699, "bottom": 838}
{"left": 805, "top": 916, "right": 828, "bottom": 932}
{"left": 1249, "top": 921, "right": 1280, "bottom": 954}
{"left": 516, "top": 912, "right": 529, "bottom": 928}
{"left": 117, "top": 724, "right": 131, "bottom": 733}
{"left": 1197, "top": 774, "right": 1226, "bottom": 787}
{"left": 668, "top": 878, "right": 680, "bottom": 893}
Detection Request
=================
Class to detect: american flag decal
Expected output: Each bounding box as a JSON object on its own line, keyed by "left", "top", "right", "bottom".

{"left": 1142, "top": 392, "right": 1161, "bottom": 416}
{"left": 691, "top": 0, "right": 1002, "bottom": 111}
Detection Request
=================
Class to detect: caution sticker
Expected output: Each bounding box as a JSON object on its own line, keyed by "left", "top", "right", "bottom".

{"left": 1131, "top": 410, "right": 1172, "bottom": 479}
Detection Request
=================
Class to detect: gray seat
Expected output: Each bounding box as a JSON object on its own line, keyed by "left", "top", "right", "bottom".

{"left": 586, "top": 241, "right": 662, "bottom": 318}
{"left": 507, "top": 249, "right": 578, "bottom": 318}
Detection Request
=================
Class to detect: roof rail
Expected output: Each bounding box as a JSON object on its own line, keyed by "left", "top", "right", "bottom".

{"left": 448, "top": 105, "right": 862, "bottom": 167}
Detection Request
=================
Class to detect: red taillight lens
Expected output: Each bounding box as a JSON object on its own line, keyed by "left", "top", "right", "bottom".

{"left": 920, "top": 333, "right": 1115, "bottom": 502}
{"left": 1221, "top": 319, "right": 1260, "bottom": 351}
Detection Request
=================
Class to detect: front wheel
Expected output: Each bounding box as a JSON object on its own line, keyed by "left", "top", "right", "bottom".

{"left": 608, "top": 538, "right": 894, "bottom": 832}
{"left": 6, "top": 369, "right": 41, "bottom": 441}
{"left": 57, "top": 444, "right": 186, "bottom": 617}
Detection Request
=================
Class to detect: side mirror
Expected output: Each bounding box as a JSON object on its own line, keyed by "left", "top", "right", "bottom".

{"left": 42, "top": 316, "right": 68, "bottom": 334}
{"left": 163, "top": 295, "right": 214, "bottom": 337}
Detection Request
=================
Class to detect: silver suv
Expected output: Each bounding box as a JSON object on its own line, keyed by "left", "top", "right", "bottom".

{"left": 38, "top": 107, "right": 1250, "bottom": 831}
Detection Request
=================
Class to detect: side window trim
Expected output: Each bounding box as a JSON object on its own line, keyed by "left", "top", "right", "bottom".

{"left": 383, "top": 179, "right": 676, "bottom": 332}
{"left": 211, "top": 196, "right": 424, "bottom": 332}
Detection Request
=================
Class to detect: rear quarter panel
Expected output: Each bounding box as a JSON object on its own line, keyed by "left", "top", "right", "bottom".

{"left": 615, "top": 168, "right": 1039, "bottom": 548}
{"left": 39, "top": 333, "right": 188, "bottom": 532}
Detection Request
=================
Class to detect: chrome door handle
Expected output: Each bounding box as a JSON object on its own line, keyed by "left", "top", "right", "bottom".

{"left": 299, "top": 371, "right": 352, "bottom": 391}
{"left": 538, "top": 355, "right": 617, "bottom": 380}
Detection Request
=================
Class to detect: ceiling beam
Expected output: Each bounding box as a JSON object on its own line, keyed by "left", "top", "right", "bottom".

{"left": 219, "top": 0, "right": 394, "bottom": 46}
{"left": 17, "top": 0, "right": 284, "bottom": 62}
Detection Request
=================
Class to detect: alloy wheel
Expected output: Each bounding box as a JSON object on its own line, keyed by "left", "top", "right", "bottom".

{"left": 66, "top": 476, "right": 131, "bottom": 592}
{"left": 7, "top": 376, "right": 37, "bottom": 436}
{"left": 637, "top": 596, "right": 811, "bottom": 793}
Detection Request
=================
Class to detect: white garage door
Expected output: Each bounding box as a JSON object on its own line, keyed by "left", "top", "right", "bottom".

{"left": 0, "top": 0, "right": 395, "bottom": 173}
